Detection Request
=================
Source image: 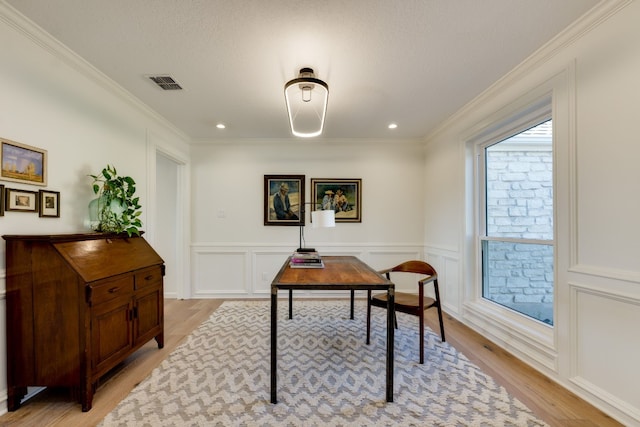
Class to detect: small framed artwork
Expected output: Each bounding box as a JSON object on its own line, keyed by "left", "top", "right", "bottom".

{"left": 0, "top": 185, "right": 4, "bottom": 216}
{"left": 0, "top": 138, "right": 47, "bottom": 186}
{"left": 311, "top": 178, "right": 362, "bottom": 223}
{"left": 264, "top": 174, "right": 305, "bottom": 226}
{"left": 39, "top": 189, "right": 60, "bottom": 217}
{"left": 5, "top": 187, "right": 38, "bottom": 212}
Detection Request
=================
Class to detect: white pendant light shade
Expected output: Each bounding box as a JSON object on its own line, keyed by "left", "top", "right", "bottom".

{"left": 311, "top": 209, "right": 335, "bottom": 228}
{"left": 284, "top": 68, "right": 328, "bottom": 138}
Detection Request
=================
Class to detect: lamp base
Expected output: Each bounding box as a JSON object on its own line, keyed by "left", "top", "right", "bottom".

{"left": 296, "top": 247, "right": 316, "bottom": 253}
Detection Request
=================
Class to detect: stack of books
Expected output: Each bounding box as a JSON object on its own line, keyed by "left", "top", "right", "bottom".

{"left": 290, "top": 251, "right": 324, "bottom": 268}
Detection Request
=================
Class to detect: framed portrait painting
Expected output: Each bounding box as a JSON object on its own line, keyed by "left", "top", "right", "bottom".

{"left": 311, "top": 178, "right": 362, "bottom": 223}
{"left": 264, "top": 174, "right": 305, "bottom": 226}
{"left": 1, "top": 138, "right": 47, "bottom": 186}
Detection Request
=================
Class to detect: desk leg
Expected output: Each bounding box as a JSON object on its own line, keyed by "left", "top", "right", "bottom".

{"left": 350, "top": 289, "right": 355, "bottom": 319}
{"left": 288, "top": 289, "right": 293, "bottom": 319}
{"left": 271, "top": 288, "right": 278, "bottom": 404}
{"left": 386, "top": 287, "right": 395, "bottom": 403}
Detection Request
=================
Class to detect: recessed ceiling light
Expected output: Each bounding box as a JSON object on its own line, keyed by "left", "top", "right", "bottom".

{"left": 388, "top": 123, "right": 398, "bottom": 129}
{"left": 216, "top": 123, "right": 226, "bottom": 129}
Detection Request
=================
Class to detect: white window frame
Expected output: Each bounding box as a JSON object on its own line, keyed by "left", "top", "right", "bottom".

{"left": 461, "top": 66, "right": 574, "bottom": 370}
{"left": 478, "top": 115, "right": 554, "bottom": 325}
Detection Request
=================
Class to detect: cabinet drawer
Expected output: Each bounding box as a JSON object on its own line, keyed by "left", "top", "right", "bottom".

{"left": 135, "top": 266, "right": 162, "bottom": 290}
{"left": 89, "top": 275, "right": 134, "bottom": 305}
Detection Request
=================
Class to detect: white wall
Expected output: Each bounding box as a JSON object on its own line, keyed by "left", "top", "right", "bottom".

{"left": 423, "top": 1, "right": 640, "bottom": 425}
{"left": 189, "top": 140, "right": 427, "bottom": 298}
{"left": 0, "top": 4, "right": 190, "bottom": 413}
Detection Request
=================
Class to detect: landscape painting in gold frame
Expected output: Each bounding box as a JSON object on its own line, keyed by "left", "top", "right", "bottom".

{"left": 1, "top": 137, "right": 47, "bottom": 186}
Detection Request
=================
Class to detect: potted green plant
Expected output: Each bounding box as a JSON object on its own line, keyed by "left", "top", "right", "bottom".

{"left": 89, "top": 164, "right": 142, "bottom": 236}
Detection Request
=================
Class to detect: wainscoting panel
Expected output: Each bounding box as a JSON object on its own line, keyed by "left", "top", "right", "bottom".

{"left": 442, "top": 256, "right": 461, "bottom": 316}
{"left": 191, "top": 244, "right": 426, "bottom": 299}
{"left": 191, "top": 248, "right": 249, "bottom": 297}
{"left": 425, "top": 246, "right": 461, "bottom": 317}
{"left": 570, "top": 282, "right": 640, "bottom": 420}
{"left": 252, "top": 250, "right": 294, "bottom": 295}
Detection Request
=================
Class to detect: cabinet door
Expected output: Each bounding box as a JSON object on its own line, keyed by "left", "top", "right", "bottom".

{"left": 134, "top": 281, "right": 163, "bottom": 346}
{"left": 91, "top": 295, "right": 133, "bottom": 377}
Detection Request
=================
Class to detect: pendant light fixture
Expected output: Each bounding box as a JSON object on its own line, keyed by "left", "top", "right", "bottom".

{"left": 284, "top": 68, "right": 329, "bottom": 138}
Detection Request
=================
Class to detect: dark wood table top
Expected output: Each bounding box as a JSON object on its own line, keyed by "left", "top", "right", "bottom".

{"left": 271, "top": 255, "right": 393, "bottom": 291}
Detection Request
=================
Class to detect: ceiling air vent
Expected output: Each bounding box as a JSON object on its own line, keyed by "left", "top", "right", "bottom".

{"left": 148, "top": 75, "right": 183, "bottom": 90}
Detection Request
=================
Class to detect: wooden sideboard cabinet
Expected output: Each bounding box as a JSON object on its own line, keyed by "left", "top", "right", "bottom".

{"left": 3, "top": 232, "right": 165, "bottom": 412}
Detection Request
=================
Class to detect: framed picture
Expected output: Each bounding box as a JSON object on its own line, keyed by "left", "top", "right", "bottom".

{"left": 1, "top": 138, "right": 47, "bottom": 186}
{"left": 39, "top": 189, "right": 60, "bottom": 217}
{"left": 311, "top": 178, "right": 362, "bottom": 223}
{"left": 0, "top": 185, "right": 4, "bottom": 216}
{"left": 5, "top": 187, "right": 38, "bottom": 212}
{"left": 264, "top": 174, "right": 305, "bottom": 226}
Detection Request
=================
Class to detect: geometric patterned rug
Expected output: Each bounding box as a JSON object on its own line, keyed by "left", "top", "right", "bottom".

{"left": 99, "top": 300, "right": 548, "bottom": 426}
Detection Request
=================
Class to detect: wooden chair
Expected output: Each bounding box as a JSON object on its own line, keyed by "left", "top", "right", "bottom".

{"left": 366, "top": 260, "right": 445, "bottom": 364}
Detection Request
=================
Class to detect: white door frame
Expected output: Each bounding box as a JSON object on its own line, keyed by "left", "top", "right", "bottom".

{"left": 146, "top": 131, "right": 191, "bottom": 300}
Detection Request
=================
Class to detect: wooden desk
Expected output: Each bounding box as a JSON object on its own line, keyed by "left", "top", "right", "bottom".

{"left": 270, "top": 255, "right": 395, "bottom": 403}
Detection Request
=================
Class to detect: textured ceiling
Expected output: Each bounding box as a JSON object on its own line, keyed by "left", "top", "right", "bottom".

{"left": 5, "top": 0, "right": 599, "bottom": 142}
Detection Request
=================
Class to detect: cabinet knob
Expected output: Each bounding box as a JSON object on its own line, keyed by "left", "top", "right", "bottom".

{"left": 108, "top": 287, "right": 119, "bottom": 293}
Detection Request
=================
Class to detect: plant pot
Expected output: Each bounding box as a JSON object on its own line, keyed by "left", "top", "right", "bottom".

{"left": 88, "top": 196, "right": 125, "bottom": 232}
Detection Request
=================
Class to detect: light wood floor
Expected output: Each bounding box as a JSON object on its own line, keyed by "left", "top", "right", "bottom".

{"left": 0, "top": 299, "right": 622, "bottom": 427}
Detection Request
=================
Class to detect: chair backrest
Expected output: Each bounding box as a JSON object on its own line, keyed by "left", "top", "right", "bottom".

{"left": 389, "top": 260, "right": 437, "bottom": 280}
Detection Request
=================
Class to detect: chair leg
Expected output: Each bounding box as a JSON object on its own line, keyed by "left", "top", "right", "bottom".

{"left": 433, "top": 280, "right": 446, "bottom": 342}
{"left": 366, "top": 290, "right": 372, "bottom": 345}
{"left": 419, "top": 311, "right": 424, "bottom": 364}
{"left": 394, "top": 312, "right": 398, "bottom": 329}
{"left": 436, "top": 304, "right": 446, "bottom": 342}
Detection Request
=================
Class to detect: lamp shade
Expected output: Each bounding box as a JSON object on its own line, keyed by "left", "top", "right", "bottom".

{"left": 284, "top": 68, "right": 328, "bottom": 138}
{"left": 311, "top": 210, "right": 335, "bottom": 228}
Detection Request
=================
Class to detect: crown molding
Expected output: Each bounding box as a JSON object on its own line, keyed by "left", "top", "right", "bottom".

{"left": 0, "top": 1, "right": 189, "bottom": 143}
{"left": 189, "top": 137, "right": 425, "bottom": 146}
{"left": 424, "top": 0, "right": 633, "bottom": 143}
